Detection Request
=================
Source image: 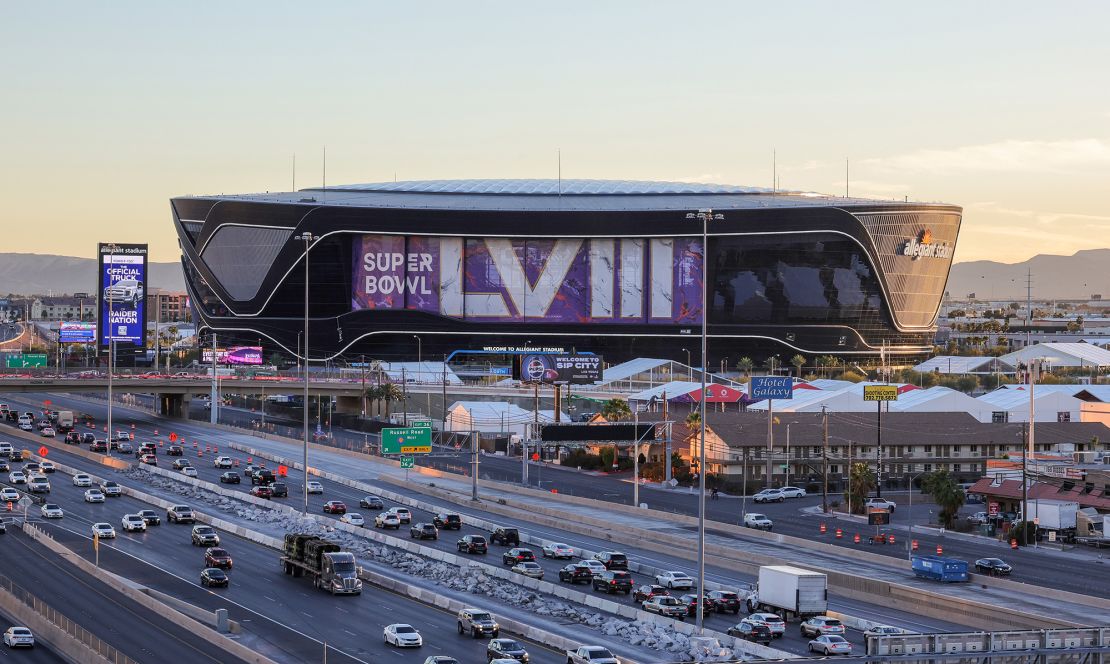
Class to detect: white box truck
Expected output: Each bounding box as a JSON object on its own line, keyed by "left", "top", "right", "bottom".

{"left": 55, "top": 411, "right": 74, "bottom": 432}
{"left": 745, "top": 565, "right": 827, "bottom": 618}
{"left": 1026, "top": 499, "right": 1078, "bottom": 531}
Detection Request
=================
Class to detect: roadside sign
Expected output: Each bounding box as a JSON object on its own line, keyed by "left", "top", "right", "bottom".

{"left": 277, "top": 465, "right": 288, "bottom": 477}
{"left": 43, "top": 400, "right": 51, "bottom": 406}
{"left": 867, "top": 508, "right": 891, "bottom": 525}
{"left": 1048, "top": 531, "right": 1056, "bottom": 542}
{"left": 750, "top": 376, "right": 793, "bottom": 400}
{"left": 169, "top": 432, "right": 177, "bottom": 442}
{"left": 399, "top": 456, "right": 415, "bottom": 469}
{"left": 532, "top": 452, "right": 540, "bottom": 461}
{"left": 16, "top": 497, "right": 32, "bottom": 510}
{"left": 37, "top": 446, "right": 48, "bottom": 457}
{"left": 863, "top": 385, "right": 899, "bottom": 401}
{"left": 411, "top": 419, "right": 432, "bottom": 429}
{"left": 381, "top": 426, "right": 432, "bottom": 455}
{"left": 5, "top": 354, "right": 47, "bottom": 368}
{"left": 988, "top": 501, "right": 999, "bottom": 516}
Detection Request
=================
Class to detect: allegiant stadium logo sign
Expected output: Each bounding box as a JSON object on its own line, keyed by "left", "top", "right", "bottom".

{"left": 900, "top": 228, "right": 951, "bottom": 260}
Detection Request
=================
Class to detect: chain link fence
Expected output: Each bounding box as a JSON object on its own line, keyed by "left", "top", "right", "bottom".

{"left": 0, "top": 572, "right": 138, "bottom": 664}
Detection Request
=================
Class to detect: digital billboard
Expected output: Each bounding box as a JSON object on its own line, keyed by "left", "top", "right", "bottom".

{"left": 202, "top": 346, "right": 263, "bottom": 365}
{"left": 352, "top": 236, "right": 703, "bottom": 324}
{"left": 97, "top": 243, "right": 147, "bottom": 353}
{"left": 59, "top": 322, "right": 96, "bottom": 344}
{"left": 515, "top": 353, "right": 602, "bottom": 384}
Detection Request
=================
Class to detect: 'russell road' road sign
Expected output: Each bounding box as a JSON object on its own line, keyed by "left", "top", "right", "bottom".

{"left": 381, "top": 426, "right": 432, "bottom": 455}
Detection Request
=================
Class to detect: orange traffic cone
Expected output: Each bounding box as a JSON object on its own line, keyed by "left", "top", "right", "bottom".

{"left": 1010, "top": 538, "right": 1018, "bottom": 550}
{"left": 888, "top": 534, "right": 895, "bottom": 545}
{"left": 198, "top": 450, "right": 203, "bottom": 458}
{"left": 853, "top": 533, "right": 861, "bottom": 544}
{"left": 819, "top": 523, "right": 827, "bottom": 535}
{"left": 835, "top": 528, "right": 843, "bottom": 539}
{"left": 936, "top": 544, "right": 943, "bottom": 555}
{"left": 911, "top": 539, "right": 919, "bottom": 551}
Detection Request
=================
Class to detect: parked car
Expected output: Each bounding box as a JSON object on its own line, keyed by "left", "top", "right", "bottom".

{"left": 974, "top": 557, "right": 1013, "bottom": 576}
{"left": 489, "top": 527, "right": 520, "bottom": 546}
{"left": 753, "top": 488, "right": 786, "bottom": 503}
{"left": 801, "top": 616, "right": 845, "bottom": 637}
{"left": 780, "top": 486, "right": 807, "bottom": 498}
{"left": 359, "top": 495, "right": 384, "bottom": 510}
{"left": 967, "top": 512, "right": 989, "bottom": 525}
{"left": 593, "top": 570, "right": 633, "bottom": 594}
{"left": 809, "top": 635, "right": 852, "bottom": 655}
{"left": 655, "top": 571, "right": 694, "bottom": 589}
{"left": 864, "top": 497, "right": 896, "bottom": 512}
{"left": 541, "top": 542, "right": 575, "bottom": 559}
{"left": 743, "top": 513, "right": 773, "bottom": 531}
{"left": 728, "top": 618, "right": 773, "bottom": 645}
{"left": 457, "top": 535, "right": 487, "bottom": 554}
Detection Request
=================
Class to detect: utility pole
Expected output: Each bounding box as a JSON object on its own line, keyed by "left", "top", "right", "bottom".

{"left": 822, "top": 405, "right": 829, "bottom": 513}
{"left": 765, "top": 398, "right": 774, "bottom": 489}
{"left": 470, "top": 410, "right": 479, "bottom": 501}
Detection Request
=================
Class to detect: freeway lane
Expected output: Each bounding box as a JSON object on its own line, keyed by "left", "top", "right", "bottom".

{"left": 1, "top": 528, "right": 250, "bottom": 664}
{"left": 0, "top": 605, "right": 67, "bottom": 664}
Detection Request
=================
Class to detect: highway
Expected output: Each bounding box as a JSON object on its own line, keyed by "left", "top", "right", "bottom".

{"left": 0, "top": 392, "right": 990, "bottom": 658}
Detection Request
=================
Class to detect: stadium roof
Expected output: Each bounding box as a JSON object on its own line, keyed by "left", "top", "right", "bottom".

{"left": 186, "top": 178, "right": 955, "bottom": 212}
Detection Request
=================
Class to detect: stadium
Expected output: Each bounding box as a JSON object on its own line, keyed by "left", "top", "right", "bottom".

{"left": 170, "top": 179, "right": 961, "bottom": 365}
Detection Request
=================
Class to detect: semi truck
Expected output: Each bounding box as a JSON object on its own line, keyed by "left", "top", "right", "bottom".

{"left": 744, "top": 565, "right": 828, "bottom": 618}
{"left": 910, "top": 555, "right": 968, "bottom": 583}
{"left": 55, "top": 411, "right": 74, "bottom": 432}
{"left": 280, "top": 534, "right": 363, "bottom": 595}
{"left": 1077, "top": 510, "right": 1110, "bottom": 548}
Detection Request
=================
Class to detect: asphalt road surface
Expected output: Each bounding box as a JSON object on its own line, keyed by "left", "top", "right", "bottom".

{"left": 0, "top": 606, "right": 66, "bottom": 664}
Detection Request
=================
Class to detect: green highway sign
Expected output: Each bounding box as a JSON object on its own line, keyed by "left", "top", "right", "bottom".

{"left": 411, "top": 419, "right": 432, "bottom": 429}
{"left": 381, "top": 426, "right": 432, "bottom": 455}
{"left": 5, "top": 354, "right": 47, "bottom": 368}
{"left": 399, "top": 456, "right": 415, "bottom": 469}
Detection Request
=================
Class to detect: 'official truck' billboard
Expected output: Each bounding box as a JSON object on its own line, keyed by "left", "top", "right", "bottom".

{"left": 97, "top": 243, "right": 147, "bottom": 353}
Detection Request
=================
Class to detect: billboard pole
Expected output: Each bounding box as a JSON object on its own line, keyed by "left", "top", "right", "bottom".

{"left": 104, "top": 243, "right": 119, "bottom": 449}
{"left": 296, "top": 233, "right": 320, "bottom": 516}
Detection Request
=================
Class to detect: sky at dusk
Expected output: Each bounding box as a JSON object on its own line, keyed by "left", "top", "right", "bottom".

{"left": 2, "top": 2, "right": 1108, "bottom": 264}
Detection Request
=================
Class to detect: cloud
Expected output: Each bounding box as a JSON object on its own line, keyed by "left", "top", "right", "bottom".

{"left": 865, "top": 138, "right": 1110, "bottom": 173}
{"left": 968, "top": 201, "right": 1110, "bottom": 227}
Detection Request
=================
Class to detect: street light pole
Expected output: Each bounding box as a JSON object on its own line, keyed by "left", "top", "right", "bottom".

{"left": 413, "top": 335, "right": 422, "bottom": 365}
{"left": 104, "top": 243, "right": 119, "bottom": 447}
{"left": 295, "top": 232, "right": 320, "bottom": 516}
{"left": 682, "top": 348, "right": 692, "bottom": 381}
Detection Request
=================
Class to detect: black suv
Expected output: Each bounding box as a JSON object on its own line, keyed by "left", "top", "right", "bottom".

{"left": 501, "top": 548, "right": 535, "bottom": 566}
{"left": 456, "top": 535, "right": 487, "bottom": 554}
{"left": 593, "top": 570, "right": 633, "bottom": 594}
{"left": 269, "top": 482, "right": 288, "bottom": 497}
{"left": 252, "top": 470, "right": 275, "bottom": 485}
{"left": 433, "top": 512, "right": 462, "bottom": 530}
{"left": 558, "top": 563, "right": 594, "bottom": 585}
{"left": 64, "top": 432, "right": 81, "bottom": 445}
{"left": 486, "top": 638, "right": 529, "bottom": 663}
{"left": 490, "top": 527, "right": 519, "bottom": 546}
{"left": 594, "top": 551, "right": 628, "bottom": 570}
{"left": 219, "top": 472, "right": 241, "bottom": 484}
{"left": 410, "top": 523, "right": 439, "bottom": 540}
{"left": 80, "top": 433, "right": 96, "bottom": 445}
{"left": 708, "top": 590, "right": 742, "bottom": 614}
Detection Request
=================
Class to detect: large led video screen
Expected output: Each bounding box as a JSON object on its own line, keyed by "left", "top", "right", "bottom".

{"left": 97, "top": 243, "right": 147, "bottom": 352}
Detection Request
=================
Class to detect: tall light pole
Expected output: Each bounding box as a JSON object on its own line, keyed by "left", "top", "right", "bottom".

{"left": 682, "top": 348, "right": 692, "bottom": 381}
{"left": 295, "top": 232, "right": 320, "bottom": 516}
{"left": 686, "top": 208, "right": 722, "bottom": 632}
{"left": 413, "top": 335, "right": 422, "bottom": 365}
{"left": 104, "top": 243, "right": 120, "bottom": 448}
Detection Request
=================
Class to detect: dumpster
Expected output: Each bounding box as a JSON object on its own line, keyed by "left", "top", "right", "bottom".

{"left": 910, "top": 555, "right": 968, "bottom": 582}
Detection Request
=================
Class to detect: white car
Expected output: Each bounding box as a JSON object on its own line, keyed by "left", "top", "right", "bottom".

{"left": 386, "top": 507, "right": 412, "bottom": 523}
{"left": 39, "top": 503, "right": 63, "bottom": 519}
{"left": 39, "top": 462, "right": 55, "bottom": 474}
{"left": 0, "top": 488, "right": 19, "bottom": 502}
{"left": 375, "top": 513, "right": 401, "bottom": 529}
{"left": 213, "top": 456, "right": 233, "bottom": 468}
{"left": 383, "top": 623, "right": 422, "bottom": 647}
{"left": 73, "top": 473, "right": 92, "bottom": 487}
{"left": 542, "top": 542, "right": 575, "bottom": 559}
{"left": 0, "top": 443, "right": 11, "bottom": 456}
{"left": 18, "top": 423, "right": 32, "bottom": 431}
{"left": 511, "top": 561, "right": 544, "bottom": 579}
{"left": 748, "top": 612, "right": 786, "bottom": 637}
{"left": 743, "top": 513, "right": 773, "bottom": 530}
{"left": 340, "top": 513, "right": 365, "bottom": 527}
{"left": 579, "top": 559, "right": 607, "bottom": 577}
{"left": 753, "top": 488, "right": 786, "bottom": 503}
{"left": 2, "top": 626, "right": 33, "bottom": 648}
{"left": 655, "top": 570, "right": 694, "bottom": 589}
{"left": 865, "top": 497, "right": 896, "bottom": 512}
{"left": 306, "top": 481, "right": 324, "bottom": 494}
{"left": 864, "top": 625, "right": 907, "bottom": 637}
{"left": 91, "top": 523, "right": 116, "bottom": 539}
{"left": 182, "top": 467, "right": 198, "bottom": 478}
{"left": 7, "top": 471, "right": 26, "bottom": 485}
{"left": 84, "top": 489, "right": 105, "bottom": 503}
{"left": 40, "top": 427, "right": 56, "bottom": 438}
{"left": 780, "top": 486, "right": 807, "bottom": 498}
{"left": 121, "top": 514, "right": 146, "bottom": 532}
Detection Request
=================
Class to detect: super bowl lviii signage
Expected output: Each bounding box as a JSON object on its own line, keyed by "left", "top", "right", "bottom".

{"left": 351, "top": 236, "right": 704, "bottom": 324}
{"left": 97, "top": 243, "right": 148, "bottom": 353}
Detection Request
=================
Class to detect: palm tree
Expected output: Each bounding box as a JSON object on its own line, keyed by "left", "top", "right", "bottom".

{"left": 790, "top": 354, "right": 806, "bottom": 379}
{"left": 600, "top": 398, "right": 632, "bottom": 421}
{"left": 685, "top": 411, "right": 701, "bottom": 429}
{"left": 843, "top": 462, "right": 875, "bottom": 515}
{"left": 736, "top": 357, "right": 754, "bottom": 381}
{"left": 379, "top": 383, "right": 405, "bottom": 419}
{"left": 921, "top": 470, "right": 965, "bottom": 528}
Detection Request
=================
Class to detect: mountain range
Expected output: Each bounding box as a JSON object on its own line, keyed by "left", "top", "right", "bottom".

{"left": 0, "top": 249, "right": 1106, "bottom": 300}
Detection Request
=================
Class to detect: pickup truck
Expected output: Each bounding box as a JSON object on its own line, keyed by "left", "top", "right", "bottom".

{"left": 566, "top": 645, "right": 620, "bottom": 664}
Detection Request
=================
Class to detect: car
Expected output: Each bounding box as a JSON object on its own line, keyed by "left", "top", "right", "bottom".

{"left": 743, "top": 512, "right": 774, "bottom": 530}
{"left": 72, "top": 473, "right": 92, "bottom": 487}
{"left": 541, "top": 542, "right": 575, "bottom": 559}
{"left": 0, "top": 488, "right": 19, "bottom": 502}
{"left": 64, "top": 432, "right": 82, "bottom": 445}
{"left": 27, "top": 477, "right": 50, "bottom": 493}
{"left": 251, "top": 470, "right": 275, "bottom": 486}
{"left": 864, "top": 497, "right": 896, "bottom": 512}
{"left": 780, "top": 486, "right": 807, "bottom": 498}
{"left": 121, "top": 514, "right": 146, "bottom": 532}
{"left": 655, "top": 570, "right": 694, "bottom": 589}
{"left": 205, "top": 547, "right": 233, "bottom": 569}
{"left": 707, "top": 590, "right": 743, "bottom": 614}
{"left": 386, "top": 507, "right": 411, "bottom": 523}
{"left": 140, "top": 454, "right": 157, "bottom": 466}
{"left": 250, "top": 485, "right": 274, "bottom": 499}
{"left": 137, "top": 510, "right": 161, "bottom": 526}
{"left": 749, "top": 612, "right": 786, "bottom": 638}
{"left": 409, "top": 522, "right": 438, "bottom": 539}
{"left": 39, "top": 503, "right": 63, "bottom": 519}
{"left": 566, "top": 646, "right": 619, "bottom": 664}
{"left": 17, "top": 422, "right": 32, "bottom": 431}
{"left": 38, "top": 462, "right": 54, "bottom": 474}
{"left": 457, "top": 535, "right": 487, "bottom": 554}
{"left": 306, "top": 481, "right": 324, "bottom": 494}
{"left": 90, "top": 441, "right": 108, "bottom": 453}
{"left": 457, "top": 608, "right": 500, "bottom": 638}
{"left": 967, "top": 511, "right": 989, "bottom": 525}
{"left": 594, "top": 551, "right": 628, "bottom": 570}
{"left": 0, "top": 461, "right": 7, "bottom": 472}
{"left": 633, "top": 584, "right": 670, "bottom": 603}
{"left": 268, "top": 482, "right": 288, "bottom": 498}
{"left": 23, "top": 463, "right": 40, "bottom": 474}
{"left": 0, "top": 443, "right": 11, "bottom": 456}
{"left": 40, "top": 427, "right": 55, "bottom": 438}
{"left": 678, "top": 593, "right": 716, "bottom": 617}
{"left": 489, "top": 527, "right": 519, "bottom": 546}
{"left": 182, "top": 467, "right": 198, "bottom": 478}
{"left": 172, "top": 459, "right": 192, "bottom": 470}
{"left": 2, "top": 626, "right": 34, "bottom": 648}
{"left": 200, "top": 567, "right": 229, "bottom": 587}
{"left": 111, "top": 430, "right": 131, "bottom": 443}
{"left": 84, "top": 489, "right": 105, "bottom": 503}
{"left": 340, "top": 513, "right": 366, "bottom": 527}
{"left": 383, "top": 623, "right": 422, "bottom": 648}
{"left": 375, "top": 513, "right": 401, "bottom": 529}
{"left": 753, "top": 488, "right": 786, "bottom": 503}
{"left": 558, "top": 563, "right": 594, "bottom": 584}
{"left": 167, "top": 505, "right": 195, "bottom": 523}
{"left": 809, "top": 635, "right": 852, "bottom": 655}
{"left": 728, "top": 618, "right": 773, "bottom": 645}
{"left": 486, "top": 638, "right": 529, "bottom": 662}
{"left": 511, "top": 561, "right": 544, "bottom": 579}
{"left": 7, "top": 471, "right": 26, "bottom": 484}
{"left": 91, "top": 522, "right": 116, "bottom": 539}
{"left": 80, "top": 433, "right": 96, "bottom": 445}
{"left": 219, "top": 471, "right": 241, "bottom": 484}
{"left": 642, "top": 595, "right": 687, "bottom": 619}
{"left": 863, "top": 625, "right": 907, "bottom": 637}
{"left": 801, "top": 616, "right": 846, "bottom": 637}
{"left": 117, "top": 442, "right": 133, "bottom": 454}
{"left": 322, "top": 500, "right": 346, "bottom": 514}
{"left": 423, "top": 658, "right": 459, "bottom": 664}
{"left": 213, "top": 456, "right": 233, "bottom": 468}
{"left": 7, "top": 450, "right": 21, "bottom": 462}
{"left": 593, "top": 570, "right": 634, "bottom": 594}
{"left": 100, "top": 481, "right": 122, "bottom": 497}
{"left": 167, "top": 445, "right": 184, "bottom": 456}
{"left": 433, "top": 512, "right": 461, "bottom": 529}
{"left": 501, "top": 547, "right": 535, "bottom": 566}
{"left": 974, "top": 557, "right": 1013, "bottom": 576}
{"left": 135, "top": 445, "right": 156, "bottom": 458}
{"left": 359, "top": 495, "right": 385, "bottom": 510}
{"left": 191, "top": 525, "right": 220, "bottom": 546}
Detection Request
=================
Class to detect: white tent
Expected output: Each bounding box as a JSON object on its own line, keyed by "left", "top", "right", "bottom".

{"left": 997, "top": 343, "right": 1110, "bottom": 370}
{"left": 378, "top": 361, "right": 463, "bottom": 385}
{"left": 445, "top": 401, "right": 568, "bottom": 437}
{"left": 975, "top": 387, "right": 1084, "bottom": 423}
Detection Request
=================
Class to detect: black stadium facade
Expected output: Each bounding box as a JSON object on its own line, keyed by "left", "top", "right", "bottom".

{"left": 171, "top": 179, "right": 961, "bottom": 364}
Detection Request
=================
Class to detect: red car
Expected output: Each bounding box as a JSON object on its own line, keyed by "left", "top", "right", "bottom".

{"left": 204, "top": 547, "right": 233, "bottom": 569}
{"left": 323, "top": 501, "right": 346, "bottom": 514}
{"left": 249, "top": 486, "right": 273, "bottom": 499}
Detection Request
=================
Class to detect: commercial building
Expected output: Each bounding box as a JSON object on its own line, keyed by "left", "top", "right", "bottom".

{"left": 146, "top": 289, "right": 191, "bottom": 323}
{"left": 172, "top": 179, "right": 961, "bottom": 364}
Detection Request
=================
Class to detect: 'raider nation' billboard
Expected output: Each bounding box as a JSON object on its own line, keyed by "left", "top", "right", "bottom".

{"left": 97, "top": 243, "right": 148, "bottom": 354}
{"left": 352, "top": 236, "right": 704, "bottom": 324}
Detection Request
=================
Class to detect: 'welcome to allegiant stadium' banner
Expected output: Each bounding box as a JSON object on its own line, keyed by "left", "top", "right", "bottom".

{"left": 352, "top": 236, "right": 703, "bottom": 324}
